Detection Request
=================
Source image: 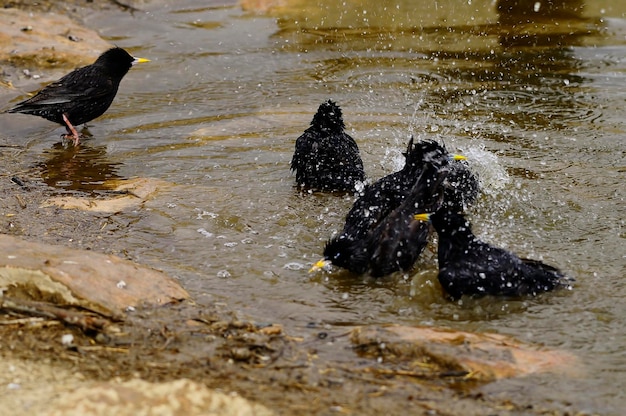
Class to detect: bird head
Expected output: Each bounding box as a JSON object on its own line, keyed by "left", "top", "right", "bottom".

{"left": 309, "top": 234, "right": 368, "bottom": 274}
{"left": 416, "top": 210, "right": 473, "bottom": 238}
{"left": 402, "top": 139, "right": 466, "bottom": 173}
{"left": 97, "top": 47, "right": 149, "bottom": 78}
{"left": 310, "top": 99, "right": 345, "bottom": 132}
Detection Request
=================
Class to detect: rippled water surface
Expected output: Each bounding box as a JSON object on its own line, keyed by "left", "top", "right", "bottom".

{"left": 4, "top": 0, "right": 626, "bottom": 413}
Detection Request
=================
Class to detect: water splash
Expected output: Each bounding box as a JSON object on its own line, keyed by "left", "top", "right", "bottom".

{"left": 216, "top": 270, "right": 231, "bottom": 278}
{"left": 197, "top": 228, "right": 214, "bottom": 238}
{"left": 459, "top": 144, "right": 510, "bottom": 197}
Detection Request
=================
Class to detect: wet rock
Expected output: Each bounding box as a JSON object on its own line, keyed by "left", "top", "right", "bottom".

{"left": 351, "top": 325, "right": 581, "bottom": 382}
{"left": 41, "top": 177, "right": 170, "bottom": 213}
{"left": 0, "top": 356, "right": 86, "bottom": 416}
{"left": 190, "top": 111, "right": 307, "bottom": 139}
{"left": 44, "top": 378, "right": 274, "bottom": 416}
{"left": 0, "top": 8, "right": 111, "bottom": 71}
{"left": 0, "top": 234, "right": 189, "bottom": 318}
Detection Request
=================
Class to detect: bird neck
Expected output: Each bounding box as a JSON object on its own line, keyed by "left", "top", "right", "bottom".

{"left": 433, "top": 212, "right": 476, "bottom": 259}
{"left": 437, "top": 228, "right": 474, "bottom": 266}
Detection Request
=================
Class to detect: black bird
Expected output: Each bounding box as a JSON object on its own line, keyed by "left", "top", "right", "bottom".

{"left": 341, "top": 138, "right": 465, "bottom": 239}
{"left": 6, "top": 47, "right": 149, "bottom": 146}
{"left": 290, "top": 100, "right": 365, "bottom": 192}
{"left": 443, "top": 158, "right": 479, "bottom": 212}
{"left": 420, "top": 209, "right": 572, "bottom": 299}
{"left": 310, "top": 158, "right": 449, "bottom": 277}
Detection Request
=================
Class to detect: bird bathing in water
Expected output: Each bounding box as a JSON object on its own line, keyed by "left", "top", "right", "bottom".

{"left": 416, "top": 209, "right": 573, "bottom": 299}
{"left": 291, "top": 99, "right": 366, "bottom": 192}
{"left": 311, "top": 139, "right": 470, "bottom": 277}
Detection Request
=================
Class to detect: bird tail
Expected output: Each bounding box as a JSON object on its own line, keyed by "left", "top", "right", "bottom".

{"left": 6, "top": 105, "right": 22, "bottom": 114}
{"left": 401, "top": 136, "right": 419, "bottom": 168}
{"left": 5, "top": 101, "right": 36, "bottom": 114}
{"left": 521, "top": 258, "right": 575, "bottom": 290}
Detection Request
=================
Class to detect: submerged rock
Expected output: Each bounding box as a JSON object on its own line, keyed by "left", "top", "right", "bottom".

{"left": 41, "top": 177, "right": 170, "bottom": 213}
{"left": 352, "top": 324, "right": 580, "bottom": 382}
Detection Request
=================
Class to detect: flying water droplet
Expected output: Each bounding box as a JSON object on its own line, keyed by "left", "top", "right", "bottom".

{"left": 197, "top": 228, "right": 213, "bottom": 238}
{"left": 217, "top": 270, "right": 231, "bottom": 278}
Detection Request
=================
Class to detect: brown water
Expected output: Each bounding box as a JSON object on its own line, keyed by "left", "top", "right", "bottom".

{"left": 3, "top": 0, "right": 626, "bottom": 413}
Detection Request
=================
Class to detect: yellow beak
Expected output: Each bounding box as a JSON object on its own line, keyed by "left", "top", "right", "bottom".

{"left": 413, "top": 213, "right": 431, "bottom": 222}
{"left": 133, "top": 57, "right": 151, "bottom": 64}
{"left": 452, "top": 154, "right": 467, "bottom": 161}
{"left": 309, "top": 258, "right": 331, "bottom": 273}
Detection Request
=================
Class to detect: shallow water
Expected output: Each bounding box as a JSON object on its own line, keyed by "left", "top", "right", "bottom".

{"left": 3, "top": 0, "right": 626, "bottom": 413}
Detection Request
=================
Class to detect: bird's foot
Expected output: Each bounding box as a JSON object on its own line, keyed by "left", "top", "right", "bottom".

{"left": 62, "top": 113, "right": 81, "bottom": 146}
{"left": 61, "top": 133, "right": 82, "bottom": 146}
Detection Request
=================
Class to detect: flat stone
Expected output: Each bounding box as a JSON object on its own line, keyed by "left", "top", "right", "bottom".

{"left": 0, "top": 368, "right": 274, "bottom": 416}
{"left": 351, "top": 324, "right": 581, "bottom": 381}
{"left": 0, "top": 8, "right": 111, "bottom": 70}
{"left": 0, "top": 234, "right": 189, "bottom": 317}
{"left": 41, "top": 177, "right": 170, "bottom": 213}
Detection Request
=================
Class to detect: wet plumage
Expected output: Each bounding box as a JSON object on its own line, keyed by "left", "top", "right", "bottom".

{"left": 342, "top": 138, "right": 458, "bottom": 239}
{"left": 442, "top": 158, "right": 479, "bottom": 212}
{"left": 290, "top": 100, "right": 365, "bottom": 192}
{"left": 319, "top": 164, "right": 448, "bottom": 277}
{"left": 311, "top": 139, "right": 456, "bottom": 277}
{"left": 428, "top": 209, "right": 572, "bottom": 299}
{"left": 7, "top": 47, "right": 148, "bottom": 145}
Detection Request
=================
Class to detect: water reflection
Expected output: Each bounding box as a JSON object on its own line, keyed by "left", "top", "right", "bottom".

{"left": 247, "top": 0, "right": 605, "bottom": 216}
{"left": 267, "top": 0, "right": 602, "bottom": 132}
{"left": 497, "top": 0, "right": 586, "bottom": 24}
{"left": 38, "top": 141, "right": 122, "bottom": 192}
{"left": 270, "top": 0, "right": 600, "bottom": 51}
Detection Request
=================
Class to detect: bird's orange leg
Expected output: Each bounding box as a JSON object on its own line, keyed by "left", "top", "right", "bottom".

{"left": 62, "top": 113, "right": 81, "bottom": 146}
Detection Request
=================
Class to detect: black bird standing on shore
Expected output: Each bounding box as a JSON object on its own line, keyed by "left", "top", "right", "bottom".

{"left": 291, "top": 100, "right": 365, "bottom": 192}
{"left": 311, "top": 163, "right": 449, "bottom": 277}
{"left": 6, "top": 47, "right": 149, "bottom": 146}
{"left": 418, "top": 209, "right": 572, "bottom": 299}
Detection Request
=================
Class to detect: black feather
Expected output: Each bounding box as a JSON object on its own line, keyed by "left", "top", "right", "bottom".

{"left": 322, "top": 145, "right": 450, "bottom": 277}
{"left": 342, "top": 138, "right": 450, "bottom": 239}
{"left": 291, "top": 100, "right": 365, "bottom": 192}
{"left": 430, "top": 209, "right": 573, "bottom": 299}
{"left": 7, "top": 47, "right": 141, "bottom": 133}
